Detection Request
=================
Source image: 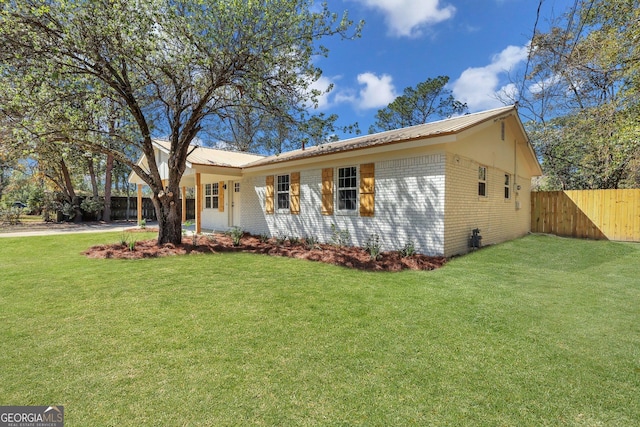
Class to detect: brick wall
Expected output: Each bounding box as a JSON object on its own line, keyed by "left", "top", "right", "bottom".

{"left": 444, "top": 152, "right": 531, "bottom": 256}
{"left": 240, "top": 154, "right": 446, "bottom": 256}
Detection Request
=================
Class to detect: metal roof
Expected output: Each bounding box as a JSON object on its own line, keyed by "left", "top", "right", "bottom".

{"left": 243, "top": 105, "right": 519, "bottom": 167}
{"left": 151, "top": 105, "right": 535, "bottom": 171}
{"left": 152, "top": 139, "right": 265, "bottom": 168}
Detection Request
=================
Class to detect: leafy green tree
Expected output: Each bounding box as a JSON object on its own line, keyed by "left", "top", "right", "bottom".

{"left": 369, "top": 76, "right": 467, "bottom": 133}
{"left": 0, "top": 140, "right": 19, "bottom": 203}
{"left": 529, "top": 107, "right": 639, "bottom": 190}
{"left": 0, "top": 0, "right": 360, "bottom": 244}
{"left": 518, "top": 0, "right": 639, "bottom": 189}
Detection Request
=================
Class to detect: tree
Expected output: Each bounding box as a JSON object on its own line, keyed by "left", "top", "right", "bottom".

{"left": 0, "top": 0, "right": 360, "bottom": 244}
{"left": 0, "top": 127, "right": 19, "bottom": 202}
{"left": 369, "top": 76, "right": 467, "bottom": 133}
{"left": 515, "top": 0, "right": 639, "bottom": 189}
{"left": 204, "top": 94, "right": 360, "bottom": 154}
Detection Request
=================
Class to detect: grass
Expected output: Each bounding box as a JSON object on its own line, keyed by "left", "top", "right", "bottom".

{"left": 0, "top": 233, "right": 639, "bottom": 426}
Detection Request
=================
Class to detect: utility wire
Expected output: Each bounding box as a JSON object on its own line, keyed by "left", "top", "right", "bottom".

{"left": 518, "top": 0, "right": 544, "bottom": 105}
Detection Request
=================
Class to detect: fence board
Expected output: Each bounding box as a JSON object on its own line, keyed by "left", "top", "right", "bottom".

{"left": 531, "top": 189, "right": 640, "bottom": 242}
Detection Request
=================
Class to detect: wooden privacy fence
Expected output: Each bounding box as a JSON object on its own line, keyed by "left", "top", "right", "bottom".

{"left": 531, "top": 189, "right": 640, "bottom": 242}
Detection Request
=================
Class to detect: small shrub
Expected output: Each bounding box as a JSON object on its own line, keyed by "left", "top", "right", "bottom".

{"left": 0, "top": 206, "right": 23, "bottom": 225}
{"left": 138, "top": 218, "right": 146, "bottom": 229}
{"left": 80, "top": 196, "right": 104, "bottom": 216}
{"left": 128, "top": 240, "right": 136, "bottom": 251}
{"left": 259, "top": 233, "right": 270, "bottom": 243}
{"left": 304, "top": 235, "right": 319, "bottom": 250}
{"left": 289, "top": 236, "right": 301, "bottom": 245}
{"left": 275, "top": 232, "right": 288, "bottom": 246}
{"left": 330, "top": 223, "right": 351, "bottom": 247}
{"left": 61, "top": 202, "right": 77, "bottom": 220}
{"left": 228, "top": 226, "right": 243, "bottom": 246}
{"left": 119, "top": 231, "right": 131, "bottom": 246}
{"left": 398, "top": 240, "right": 416, "bottom": 258}
{"left": 364, "top": 233, "right": 382, "bottom": 261}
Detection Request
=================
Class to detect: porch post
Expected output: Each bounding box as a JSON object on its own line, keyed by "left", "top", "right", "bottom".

{"left": 195, "top": 173, "right": 202, "bottom": 234}
{"left": 181, "top": 186, "right": 187, "bottom": 223}
{"left": 137, "top": 184, "right": 142, "bottom": 225}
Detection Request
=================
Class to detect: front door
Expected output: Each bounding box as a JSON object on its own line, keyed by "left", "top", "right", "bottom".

{"left": 229, "top": 181, "right": 241, "bottom": 227}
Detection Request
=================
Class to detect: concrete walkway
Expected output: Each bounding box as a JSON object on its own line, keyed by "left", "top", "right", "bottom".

{"left": 0, "top": 221, "right": 151, "bottom": 238}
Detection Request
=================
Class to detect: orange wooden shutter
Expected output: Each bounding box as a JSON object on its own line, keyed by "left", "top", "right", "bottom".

{"left": 218, "top": 181, "right": 225, "bottom": 212}
{"left": 265, "top": 175, "right": 274, "bottom": 214}
{"left": 290, "top": 172, "right": 300, "bottom": 215}
{"left": 359, "top": 163, "right": 375, "bottom": 217}
{"left": 321, "top": 168, "right": 333, "bottom": 215}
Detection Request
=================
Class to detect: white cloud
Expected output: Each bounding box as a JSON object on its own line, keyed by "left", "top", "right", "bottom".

{"left": 451, "top": 44, "right": 529, "bottom": 111}
{"left": 313, "top": 72, "right": 396, "bottom": 111}
{"left": 528, "top": 74, "right": 563, "bottom": 95}
{"left": 353, "top": 0, "right": 456, "bottom": 37}
{"left": 333, "top": 90, "right": 357, "bottom": 106}
{"left": 355, "top": 72, "right": 397, "bottom": 109}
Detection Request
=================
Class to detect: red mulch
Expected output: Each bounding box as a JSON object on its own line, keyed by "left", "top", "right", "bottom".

{"left": 84, "top": 233, "right": 446, "bottom": 272}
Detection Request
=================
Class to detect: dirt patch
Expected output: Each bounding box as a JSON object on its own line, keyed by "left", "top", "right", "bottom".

{"left": 84, "top": 233, "right": 446, "bottom": 272}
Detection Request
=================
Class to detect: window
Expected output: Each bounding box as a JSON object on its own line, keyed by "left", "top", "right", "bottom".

{"left": 204, "top": 183, "right": 219, "bottom": 209}
{"left": 205, "top": 183, "right": 211, "bottom": 209}
{"left": 234, "top": 182, "right": 240, "bottom": 193}
{"left": 338, "top": 166, "right": 357, "bottom": 211}
{"left": 277, "top": 175, "right": 290, "bottom": 210}
{"left": 504, "top": 174, "right": 511, "bottom": 199}
{"left": 478, "top": 166, "right": 487, "bottom": 197}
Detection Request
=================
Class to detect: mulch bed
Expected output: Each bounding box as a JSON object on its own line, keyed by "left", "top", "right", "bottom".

{"left": 84, "top": 233, "right": 446, "bottom": 272}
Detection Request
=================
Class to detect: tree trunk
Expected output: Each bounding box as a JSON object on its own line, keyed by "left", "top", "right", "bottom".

{"left": 0, "top": 169, "right": 6, "bottom": 202}
{"left": 60, "top": 159, "right": 82, "bottom": 222}
{"left": 102, "top": 153, "right": 114, "bottom": 222}
{"left": 152, "top": 184, "right": 183, "bottom": 245}
{"left": 87, "top": 157, "right": 99, "bottom": 197}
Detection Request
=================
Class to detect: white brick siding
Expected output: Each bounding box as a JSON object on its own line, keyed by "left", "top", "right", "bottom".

{"left": 240, "top": 154, "right": 446, "bottom": 256}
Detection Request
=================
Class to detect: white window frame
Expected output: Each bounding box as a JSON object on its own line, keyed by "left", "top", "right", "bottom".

{"left": 478, "top": 166, "right": 488, "bottom": 197}
{"left": 276, "top": 174, "right": 290, "bottom": 211}
{"left": 337, "top": 166, "right": 358, "bottom": 214}
{"left": 504, "top": 174, "right": 511, "bottom": 200}
{"left": 204, "top": 183, "right": 219, "bottom": 209}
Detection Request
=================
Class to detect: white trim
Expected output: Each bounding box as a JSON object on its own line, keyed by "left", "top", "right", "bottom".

{"left": 276, "top": 174, "right": 290, "bottom": 212}
{"left": 478, "top": 165, "right": 488, "bottom": 197}
{"left": 336, "top": 166, "right": 358, "bottom": 215}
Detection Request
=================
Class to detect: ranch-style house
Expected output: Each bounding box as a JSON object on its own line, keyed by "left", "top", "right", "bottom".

{"left": 129, "top": 105, "right": 543, "bottom": 256}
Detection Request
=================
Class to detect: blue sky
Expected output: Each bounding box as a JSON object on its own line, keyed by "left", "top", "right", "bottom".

{"left": 309, "top": 0, "right": 572, "bottom": 136}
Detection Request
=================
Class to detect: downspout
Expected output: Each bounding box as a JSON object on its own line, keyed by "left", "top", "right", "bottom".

{"left": 514, "top": 136, "right": 518, "bottom": 209}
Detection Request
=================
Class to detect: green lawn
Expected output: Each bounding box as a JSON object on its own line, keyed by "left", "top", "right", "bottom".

{"left": 1, "top": 233, "right": 639, "bottom": 426}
